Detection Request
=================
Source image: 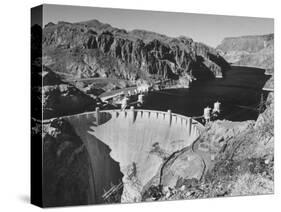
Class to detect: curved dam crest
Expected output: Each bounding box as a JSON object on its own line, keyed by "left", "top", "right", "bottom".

{"left": 59, "top": 109, "right": 204, "bottom": 203}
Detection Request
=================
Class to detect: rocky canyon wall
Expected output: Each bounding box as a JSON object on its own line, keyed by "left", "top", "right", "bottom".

{"left": 42, "top": 20, "right": 229, "bottom": 82}
{"left": 217, "top": 34, "right": 274, "bottom": 69}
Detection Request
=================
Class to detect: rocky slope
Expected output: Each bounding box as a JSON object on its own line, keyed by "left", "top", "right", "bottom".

{"left": 42, "top": 118, "right": 95, "bottom": 207}
{"left": 33, "top": 63, "right": 100, "bottom": 119}
{"left": 216, "top": 34, "right": 274, "bottom": 69}
{"left": 42, "top": 20, "right": 229, "bottom": 83}
{"left": 32, "top": 25, "right": 102, "bottom": 120}
{"left": 143, "top": 100, "right": 274, "bottom": 200}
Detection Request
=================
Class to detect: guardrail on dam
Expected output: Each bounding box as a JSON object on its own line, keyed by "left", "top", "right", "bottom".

{"left": 43, "top": 108, "right": 204, "bottom": 203}
{"left": 95, "top": 107, "right": 204, "bottom": 130}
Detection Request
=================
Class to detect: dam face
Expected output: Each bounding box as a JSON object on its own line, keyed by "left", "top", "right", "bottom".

{"left": 65, "top": 109, "right": 203, "bottom": 203}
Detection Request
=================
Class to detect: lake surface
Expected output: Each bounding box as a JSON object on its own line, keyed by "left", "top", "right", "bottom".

{"left": 142, "top": 66, "right": 270, "bottom": 122}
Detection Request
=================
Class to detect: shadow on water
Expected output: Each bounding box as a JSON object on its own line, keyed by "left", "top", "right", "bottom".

{"left": 143, "top": 66, "right": 270, "bottom": 122}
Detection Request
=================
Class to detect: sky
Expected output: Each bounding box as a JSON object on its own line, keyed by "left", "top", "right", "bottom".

{"left": 42, "top": 4, "right": 274, "bottom": 47}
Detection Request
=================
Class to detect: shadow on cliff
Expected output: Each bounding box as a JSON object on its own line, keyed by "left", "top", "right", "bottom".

{"left": 208, "top": 52, "right": 230, "bottom": 71}
{"left": 192, "top": 56, "right": 218, "bottom": 80}
{"left": 66, "top": 113, "right": 124, "bottom": 204}
{"left": 43, "top": 117, "right": 123, "bottom": 207}
{"left": 84, "top": 112, "right": 124, "bottom": 203}
{"left": 86, "top": 132, "right": 124, "bottom": 204}
{"left": 99, "top": 112, "right": 113, "bottom": 125}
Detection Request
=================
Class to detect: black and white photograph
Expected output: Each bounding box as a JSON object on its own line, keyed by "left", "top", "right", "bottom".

{"left": 31, "top": 4, "right": 274, "bottom": 207}
{"left": 30, "top": 4, "right": 275, "bottom": 208}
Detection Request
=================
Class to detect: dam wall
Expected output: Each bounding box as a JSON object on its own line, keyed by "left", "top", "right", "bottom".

{"left": 89, "top": 108, "right": 203, "bottom": 202}
{"left": 44, "top": 109, "right": 204, "bottom": 203}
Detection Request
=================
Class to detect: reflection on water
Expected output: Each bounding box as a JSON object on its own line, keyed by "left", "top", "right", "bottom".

{"left": 142, "top": 66, "right": 270, "bottom": 122}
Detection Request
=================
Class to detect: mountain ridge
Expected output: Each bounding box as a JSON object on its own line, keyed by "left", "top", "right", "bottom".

{"left": 216, "top": 33, "right": 274, "bottom": 69}
{"left": 42, "top": 19, "right": 229, "bottom": 83}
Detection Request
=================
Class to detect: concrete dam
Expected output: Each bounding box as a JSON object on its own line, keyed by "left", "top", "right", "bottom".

{"left": 61, "top": 108, "right": 204, "bottom": 203}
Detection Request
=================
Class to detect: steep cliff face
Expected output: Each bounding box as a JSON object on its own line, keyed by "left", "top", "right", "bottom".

{"left": 43, "top": 20, "right": 229, "bottom": 82}
{"left": 42, "top": 114, "right": 125, "bottom": 206}
{"left": 42, "top": 119, "right": 94, "bottom": 207}
{"left": 32, "top": 25, "right": 101, "bottom": 120}
{"left": 217, "top": 34, "right": 274, "bottom": 69}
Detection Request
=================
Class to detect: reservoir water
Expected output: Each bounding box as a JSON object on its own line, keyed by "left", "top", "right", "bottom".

{"left": 142, "top": 66, "right": 270, "bottom": 122}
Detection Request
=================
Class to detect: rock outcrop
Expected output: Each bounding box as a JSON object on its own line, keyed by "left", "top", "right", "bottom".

{"left": 217, "top": 34, "right": 274, "bottom": 69}
{"left": 32, "top": 62, "right": 99, "bottom": 119}
{"left": 42, "top": 70, "right": 99, "bottom": 119}
{"left": 42, "top": 20, "right": 229, "bottom": 82}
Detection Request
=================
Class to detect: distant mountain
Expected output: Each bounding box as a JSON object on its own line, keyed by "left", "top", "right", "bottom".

{"left": 216, "top": 34, "right": 274, "bottom": 69}
{"left": 42, "top": 19, "right": 229, "bottom": 83}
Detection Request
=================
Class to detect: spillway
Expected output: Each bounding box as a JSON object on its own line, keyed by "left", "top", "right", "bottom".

{"left": 64, "top": 108, "right": 203, "bottom": 203}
